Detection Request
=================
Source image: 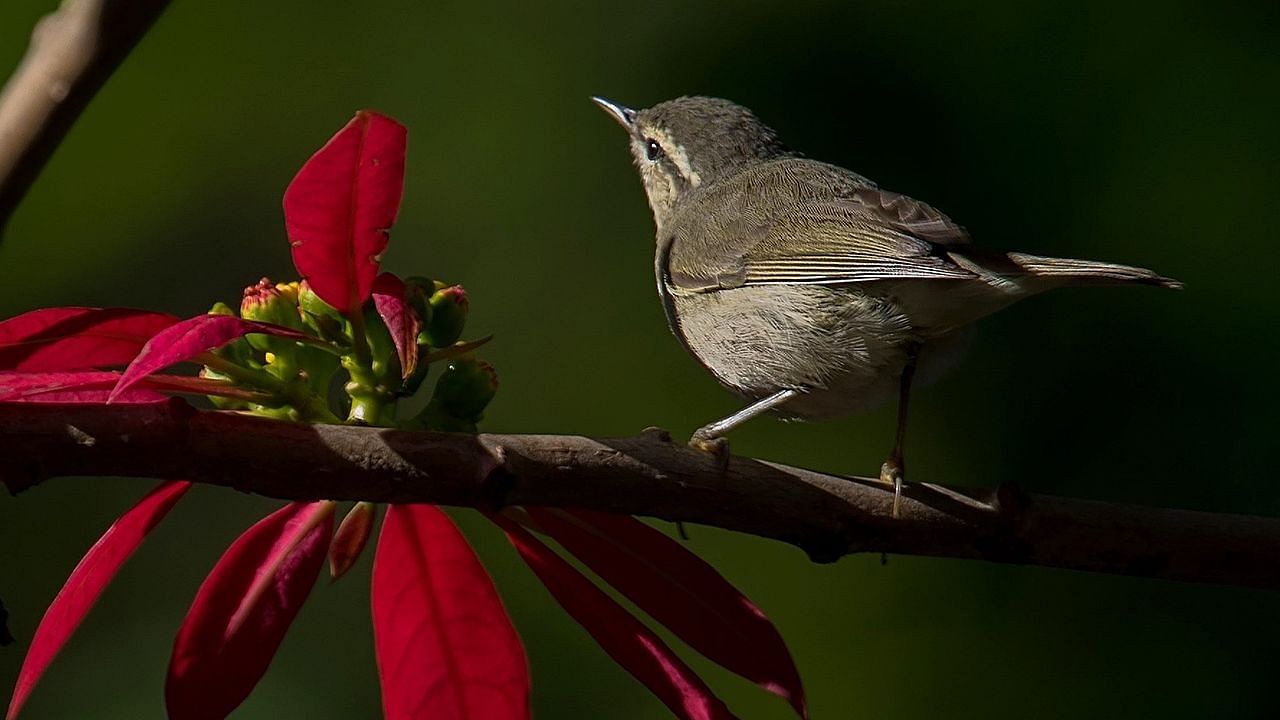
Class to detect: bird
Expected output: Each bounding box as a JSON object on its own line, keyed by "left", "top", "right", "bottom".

{"left": 592, "top": 95, "right": 1181, "bottom": 515}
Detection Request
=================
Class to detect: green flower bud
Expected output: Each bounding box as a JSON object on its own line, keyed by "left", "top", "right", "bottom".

{"left": 298, "top": 280, "right": 350, "bottom": 344}
{"left": 424, "top": 285, "right": 468, "bottom": 348}
{"left": 417, "top": 401, "right": 478, "bottom": 433}
{"left": 207, "top": 302, "right": 256, "bottom": 368}
{"left": 431, "top": 358, "right": 497, "bottom": 422}
{"left": 241, "top": 278, "right": 304, "bottom": 352}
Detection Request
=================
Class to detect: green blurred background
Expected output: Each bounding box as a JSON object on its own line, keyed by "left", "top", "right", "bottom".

{"left": 2, "top": 1, "right": 1278, "bottom": 717}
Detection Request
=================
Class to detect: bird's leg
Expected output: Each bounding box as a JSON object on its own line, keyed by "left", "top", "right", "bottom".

{"left": 690, "top": 388, "right": 803, "bottom": 468}
{"left": 881, "top": 344, "right": 920, "bottom": 518}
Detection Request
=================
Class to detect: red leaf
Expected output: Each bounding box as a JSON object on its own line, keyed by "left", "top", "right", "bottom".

{"left": 371, "top": 273, "right": 420, "bottom": 380}
{"left": 373, "top": 505, "right": 529, "bottom": 720}
{"left": 166, "top": 501, "right": 333, "bottom": 720}
{"left": 6, "top": 481, "right": 191, "bottom": 720}
{"left": 0, "top": 371, "right": 260, "bottom": 405}
{"left": 284, "top": 111, "right": 407, "bottom": 313}
{"left": 492, "top": 514, "right": 738, "bottom": 720}
{"left": 0, "top": 307, "right": 177, "bottom": 371}
{"left": 527, "top": 509, "right": 807, "bottom": 718}
{"left": 0, "top": 371, "right": 166, "bottom": 404}
{"left": 329, "top": 502, "right": 377, "bottom": 580}
{"left": 110, "top": 314, "right": 307, "bottom": 402}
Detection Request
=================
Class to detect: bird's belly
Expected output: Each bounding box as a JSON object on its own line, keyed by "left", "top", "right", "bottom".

{"left": 668, "top": 284, "right": 918, "bottom": 420}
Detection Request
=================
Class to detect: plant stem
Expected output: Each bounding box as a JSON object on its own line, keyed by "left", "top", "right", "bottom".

{"left": 346, "top": 309, "right": 373, "bottom": 369}
{"left": 200, "top": 353, "right": 340, "bottom": 424}
{"left": 342, "top": 310, "right": 392, "bottom": 424}
{"left": 198, "top": 353, "right": 285, "bottom": 393}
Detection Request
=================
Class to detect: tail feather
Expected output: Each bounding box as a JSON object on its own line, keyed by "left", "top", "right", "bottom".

{"left": 1005, "top": 252, "right": 1183, "bottom": 289}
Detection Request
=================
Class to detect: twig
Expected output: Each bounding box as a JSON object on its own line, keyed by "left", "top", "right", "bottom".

{"left": 2, "top": 401, "right": 1278, "bottom": 589}
{"left": 0, "top": 0, "right": 171, "bottom": 237}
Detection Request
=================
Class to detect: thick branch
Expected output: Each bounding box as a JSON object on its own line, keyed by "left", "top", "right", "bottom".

{"left": 0, "top": 0, "right": 170, "bottom": 237}
{"left": 2, "top": 401, "right": 1277, "bottom": 590}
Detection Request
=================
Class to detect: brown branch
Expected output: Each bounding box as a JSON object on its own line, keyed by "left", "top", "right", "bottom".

{"left": 0, "top": 0, "right": 171, "bottom": 237}
{"left": 2, "top": 400, "right": 1277, "bottom": 590}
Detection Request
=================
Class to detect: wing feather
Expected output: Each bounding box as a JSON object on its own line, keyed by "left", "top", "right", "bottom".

{"left": 664, "top": 159, "right": 976, "bottom": 291}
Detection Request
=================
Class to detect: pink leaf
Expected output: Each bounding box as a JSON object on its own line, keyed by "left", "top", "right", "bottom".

{"left": 329, "top": 502, "right": 377, "bottom": 581}
{"left": 373, "top": 505, "right": 529, "bottom": 720}
{"left": 6, "top": 481, "right": 191, "bottom": 720}
{"left": 110, "top": 314, "right": 307, "bottom": 402}
{"left": 166, "top": 501, "right": 333, "bottom": 720}
{"left": 284, "top": 111, "right": 407, "bottom": 313}
{"left": 492, "top": 514, "right": 738, "bottom": 720}
{"left": 0, "top": 307, "right": 177, "bottom": 371}
{"left": 371, "top": 273, "right": 420, "bottom": 380}
{"left": 527, "top": 509, "right": 807, "bottom": 718}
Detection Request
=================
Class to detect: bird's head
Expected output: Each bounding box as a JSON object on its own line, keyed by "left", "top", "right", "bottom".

{"left": 592, "top": 95, "right": 790, "bottom": 229}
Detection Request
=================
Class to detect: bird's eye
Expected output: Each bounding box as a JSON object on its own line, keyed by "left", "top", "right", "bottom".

{"left": 644, "top": 138, "right": 665, "bottom": 161}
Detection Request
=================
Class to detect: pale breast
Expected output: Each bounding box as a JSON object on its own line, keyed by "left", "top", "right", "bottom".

{"left": 667, "top": 284, "right": 919, "bottom": 419}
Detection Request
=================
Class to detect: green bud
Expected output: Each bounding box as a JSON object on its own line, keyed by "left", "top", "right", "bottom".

{"left": 240, "top": 278, "right": 304, "bottom": 352}
{"left": 411, "top": 358, "right": 496, "bottom": 432}
{"left": 424, "top": 285, "right": 468, "bottom": 348}
{"left": 298, "top": 280, "right": 350, "bottom": 344}
{"left": 208, "top": 302, "right": 256, "bottom": 367}
{"left": 431, "top": 358, "right": 497, "bottom": 422}
{"left": 417, "top": 400, "right": 478, "bottom": 433}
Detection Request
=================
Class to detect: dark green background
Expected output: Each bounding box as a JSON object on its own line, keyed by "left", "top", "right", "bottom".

{"left": 2, "top": 1, "right": 1278, "bottom": 717}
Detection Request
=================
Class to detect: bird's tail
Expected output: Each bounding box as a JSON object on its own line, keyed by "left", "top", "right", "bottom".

{"left": 1004, "top": 252, "right": 1183, "bottom": 289}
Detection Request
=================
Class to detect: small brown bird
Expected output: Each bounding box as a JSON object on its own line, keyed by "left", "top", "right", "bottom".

{"left": 594, "top": 95, "right": 1180, "bottom": 514}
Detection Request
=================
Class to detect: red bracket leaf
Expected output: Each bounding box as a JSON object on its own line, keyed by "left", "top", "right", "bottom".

{"left": 526, "top": 509, "right": 808, "bottom": 718}
{"left": 166, "top": 501, "right": 333, "bottom": 720}
{"left": 493, "top": 514, "right": 738, "bottom": 720}
{"left": 371, "top": 273, "right": 421, "bottom": 380}
{"left": 0, "top": 371, "right": 166, "bottom": 404}
{"left": 329, "top": 502, "right": 377, "bottom": 581}
{"left": 373, "top": 505, "right": 530, "bottom": 720}
{"left": 0, "top": 371, "right": 269, "bottom": 405}
{"left": 109, "top": 314, "right": 307, "bottom": 402}
{"left": 284, "top": 111, "right": 407, "bottom": 313}
{"left": 6, "top": 481, "right": 191, "bottom": 720}
{"left": 0, "top": 307, "right": 177, "bottom": 371}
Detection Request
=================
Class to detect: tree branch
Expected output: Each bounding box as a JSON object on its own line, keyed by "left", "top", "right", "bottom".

{"left": 0, "top": 0, "right": 170, "bottom": 237}
{"left": 2, "top": 400, "right": 1277, "bottom": 590}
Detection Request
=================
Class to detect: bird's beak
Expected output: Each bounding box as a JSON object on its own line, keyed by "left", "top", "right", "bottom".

{"left": 591, "top": 96, "right": 636, "bottom": 130}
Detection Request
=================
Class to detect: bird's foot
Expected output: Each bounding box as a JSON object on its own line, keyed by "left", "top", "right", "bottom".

{"left": 880, "top": 456, "right": 904, "bottom": 519}
{"left": 689, "top": 432, "right": 731, "bottom": 473}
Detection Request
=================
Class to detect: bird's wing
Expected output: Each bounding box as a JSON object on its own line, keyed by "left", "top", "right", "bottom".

{"left": 667, "top": 194, "right": 977, "bottom": 291}
{"left": 664, "top": 159, "right": 977, "bottom": 291}
{"left": 839, "top": 185, "right": 972, "bottom": 247}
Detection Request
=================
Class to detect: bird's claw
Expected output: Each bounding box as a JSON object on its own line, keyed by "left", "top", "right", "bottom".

{"left": 689, "top": 433, "right": 730, "bottom": 472}
{"left": 880, "top": 457, "right": 904, "bottom": 519}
